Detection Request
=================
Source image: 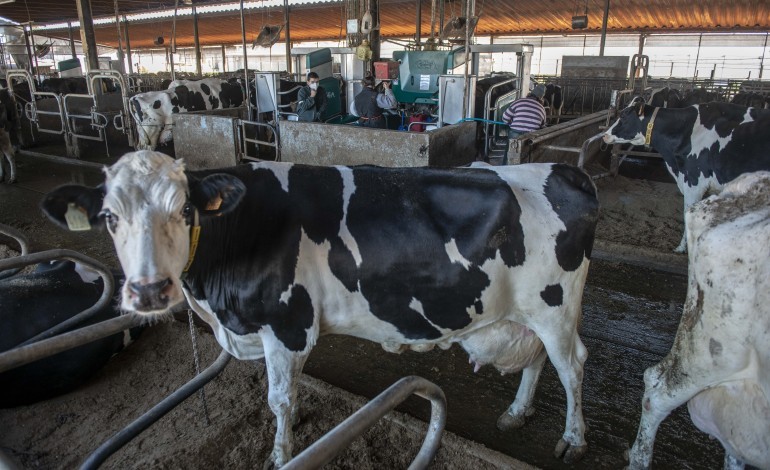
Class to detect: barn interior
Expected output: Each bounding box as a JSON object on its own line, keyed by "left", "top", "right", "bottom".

{"left": 0, "top": 0, "right": 768, "bottom": 469}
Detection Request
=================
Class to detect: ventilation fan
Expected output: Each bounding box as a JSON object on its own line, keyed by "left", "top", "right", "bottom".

{"left": 252, "top": 25, "right": 283, "bottom": 49}
{"left": 35, "top": 42, "right": 52, "bottom": 59}
{"left": 440, "top": 16, "right": 479, "bottom": 43}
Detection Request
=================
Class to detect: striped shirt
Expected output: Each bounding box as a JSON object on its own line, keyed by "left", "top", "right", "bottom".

{"left": 502, "top": 96, "right": 546, "bottom": 133}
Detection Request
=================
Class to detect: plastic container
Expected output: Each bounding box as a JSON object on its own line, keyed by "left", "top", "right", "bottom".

{"left": 374, "top": 61, "right": 399, "bottom": 80}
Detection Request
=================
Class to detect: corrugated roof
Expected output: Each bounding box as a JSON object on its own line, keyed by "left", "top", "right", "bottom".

{"left": 3, "top": 0, "right": 769, "bottom": 49}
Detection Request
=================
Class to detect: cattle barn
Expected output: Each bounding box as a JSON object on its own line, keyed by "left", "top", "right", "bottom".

{"left": 0, "top": 0, "right": 769, "bottom": 469}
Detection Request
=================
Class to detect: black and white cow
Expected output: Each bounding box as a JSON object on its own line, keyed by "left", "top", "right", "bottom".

{"left": 543, "top": 83, "right": 564, "bottom": 123}
{"left": 41, "top": 151, "right": 599, "bottom": 467}
{"left": 603, "top": 97, "right": 770, "bottom": 252}
{"left": 0, "top": 260, "right": 142, "bottom": 407}
{"left": 647, "top": 87, "right": 683, "bottom": 108}
{"left": 626, "top": 171, "right": 770, "bottom": 470}
{"left": 129, "top": 78, "right": 245, "bottom": 150}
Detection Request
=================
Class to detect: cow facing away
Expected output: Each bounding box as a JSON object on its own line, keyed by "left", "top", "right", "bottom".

{"left": 626, "top": 171, "right": 770, "bottom": 470}
{"left": 42, "top": 151, "right": 599, "bottom": 468}
{"left": 602, "top": 97, "right": 770, "bottom": 252}
{"left": 129, "top": 78, "right": 244, "bottom": 150}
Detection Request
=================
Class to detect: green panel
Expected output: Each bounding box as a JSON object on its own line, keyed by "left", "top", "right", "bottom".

{"left": 391, "top": 50, "right": 453, "bottom": 104}
{"left": 320, "top": 77, "right": 342, "bottom": 120}
{"left": 305, "top": 48, "right": 332, "bottom": 69}
{"left": 58, "top": 58, "right": 81, "bottom": 72}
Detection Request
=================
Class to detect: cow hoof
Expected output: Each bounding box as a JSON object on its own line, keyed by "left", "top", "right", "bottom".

{"left": 262, "top": 457, "right": 278, "bottom": 470}
{"left": 496, "top": 410, "right": 528, "bottom": 430}
{"left": 553, "top": 438, "right": 587, "bottom": 463}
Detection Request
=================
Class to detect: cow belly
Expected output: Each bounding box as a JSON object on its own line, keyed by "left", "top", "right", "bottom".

{"left": 460, "top": 321, "right": 544, "bottom": 374}
{"left": 688, "top": 380, "right": 770, "bottom": 468}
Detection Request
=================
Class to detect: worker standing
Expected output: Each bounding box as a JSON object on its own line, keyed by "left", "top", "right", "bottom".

{"left": 350, "top": 75, "right": 397, "bottom": 129}
{"left": 296, "top": 72, "right": 327, "bottom": 122}
{"left": 502, "top": 84, "right": 547, "bottom": 138}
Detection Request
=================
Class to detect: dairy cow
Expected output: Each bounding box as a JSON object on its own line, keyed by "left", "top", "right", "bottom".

{"left": 42, "top": 151, "right": 599, "bottom": 467}
{"left": 626, "top": 171, "right": 770, "bottom": 470}
{"left": 603, "top": 97, "right": 770, "bottom": 252}
{"left": 0, "top": 260, "right": 142, "bottom": 407}
{"left": 543, "top": 83, "right": 564, "bottom": 123}
{"left": 129, "top": 78, "right": 244, "bottom": 150}
{"left": 647, "top": 87, "right": 682, "bottom": 108}
{"left": 0, "top": 88, "right": 16, "bottom": 183}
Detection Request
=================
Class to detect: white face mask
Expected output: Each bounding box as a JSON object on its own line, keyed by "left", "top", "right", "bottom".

{"left": 309, "top": 83, "right": 319, "bottom": 90}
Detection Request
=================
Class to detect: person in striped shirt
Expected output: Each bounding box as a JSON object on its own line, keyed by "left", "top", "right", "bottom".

{"left": 502, "top": 84, "right": 547, "bottom": 137}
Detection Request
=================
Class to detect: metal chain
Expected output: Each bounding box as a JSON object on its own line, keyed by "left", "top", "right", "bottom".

{"left": 188, "top": 309, "right": 211, "bottom": 426}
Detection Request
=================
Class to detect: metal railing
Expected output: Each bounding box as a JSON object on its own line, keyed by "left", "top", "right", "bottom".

{"left": 283, "top": 376, "right": 446, "bottom": 470}
{"left": 8, "top": 70, "right": 67, "bottom": 138}
{"left": 0, "top": 248, "right": 115, "bottom": 347}
{"left": 240, "top": 119, "right": 279, "bottom": 161}
{"left": 0, "top": 222, "right": 29, "bottom": 280}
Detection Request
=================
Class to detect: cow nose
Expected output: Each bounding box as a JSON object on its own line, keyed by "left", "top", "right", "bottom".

{"left": 126, "top": 278, "right": 173, "bottom": 312}
{"left": 602, "top": 133, "right": 612, "bottom": 143}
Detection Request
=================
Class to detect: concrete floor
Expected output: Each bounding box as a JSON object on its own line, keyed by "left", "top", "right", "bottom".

{"left": 0, "top": 153, "right": 727, "bottom": 470}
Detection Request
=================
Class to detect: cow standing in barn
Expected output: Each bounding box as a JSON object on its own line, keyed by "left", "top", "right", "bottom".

{"left": 129, "top": 78, "right": 245, "bottom": 150}
{"left": 626, "top": 171, "right": 770, "bottom": 470}
{"left": 603, "top": 97, "right": 770, "bottom": 252}
{"left": 0, "top": 88, "right": 16, "bottom": 183}
{"left": 42, "top": 150, "right": 599, "bottom": 467}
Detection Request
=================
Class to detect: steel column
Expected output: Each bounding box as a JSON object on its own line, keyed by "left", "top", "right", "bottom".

{"left": 599, "top": 0, "right": 610, "bottom": 56}
{"left": 68, "top": 22, "right": 77, "bottom": 59}
{"left": 22, "top": 26, "right": 34, "bottom": 75}
{"left": 75, "top": 0, "right": 100, "bottom": 72}
{"left": 193, "top": 6, "right": 202, "bottom": 76}
{"left": 415, "top": 0, "right": 422, "bottom": 49}
{"left": 284, "top": 0, "right": 292, "bottom": 73}
{"left": 124, "top": 18, "right": 133, "bottom": 75}
{"left": 240, "top": 0, "right": 252, "bottom": 118}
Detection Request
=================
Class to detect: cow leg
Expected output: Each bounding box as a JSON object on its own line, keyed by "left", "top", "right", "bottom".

{"left": 675, "top": 185, "right": 708, "bottom": 253}
{"left": 261, "top": 332, "right": 310, "bottom": 469}
{"left": 0, "top": 130, "right": 13, "bottom": 183}
{"left": 626, "top": 339, "right": 724, "bottom": 470}
{"left": 497, "top": 348, "right": 547, "bottom": 429}
{"left": 537, "top": 317, "right": 589, "bottom": 463}
{"left": 723, "top": 453, "right": 745, "bottom": 470}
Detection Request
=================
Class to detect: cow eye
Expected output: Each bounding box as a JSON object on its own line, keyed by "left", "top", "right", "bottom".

{"left": 182, "top": 203, "right": 192, "bottom": 219}
{"left": 99, "top": 209, "right": 119, "bottom": 233}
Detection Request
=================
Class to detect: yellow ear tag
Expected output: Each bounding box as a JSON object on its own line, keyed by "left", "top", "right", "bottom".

{"left": 206, "top": 194, "right": 223, "bottom": 211}
{"left": 64, "top": 203, "right": 92, "bottom": 231}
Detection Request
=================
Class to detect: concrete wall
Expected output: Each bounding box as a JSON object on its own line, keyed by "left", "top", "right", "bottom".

{"left": 173, "top": 108, "right": 247, "bottom": 170}
{"left": 280, "top": 121, "right": 477, "bottom": 168}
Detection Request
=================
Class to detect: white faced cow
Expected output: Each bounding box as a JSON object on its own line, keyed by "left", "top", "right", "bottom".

{"left": 603, "top": 97, "right": 770, "bottom": 253}
{"left": 42, "top": 151, "right": 599, "bottom": 467}
{"left": 626, "top": 171, "right": 770, "bottom": 470}
{"left": 129, "top": 78, "right": 244, "bottom": 150}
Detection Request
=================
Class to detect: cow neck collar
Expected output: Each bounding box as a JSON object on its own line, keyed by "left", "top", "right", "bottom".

{"left": 181, "top": 207, "right": 201, "bottom": 279}
{"left": 645, "top": 107, "right": 660, "bottom": 146}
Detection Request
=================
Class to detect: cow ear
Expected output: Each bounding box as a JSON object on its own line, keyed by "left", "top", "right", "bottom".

{"left": 634, "top": 97, "right": 646, "bottom": 116}
{"left": 189, "top": 174, "right": 245, "bottom": 217}
{"left": 40, "top": 184, "right": 105, "bottom": 231}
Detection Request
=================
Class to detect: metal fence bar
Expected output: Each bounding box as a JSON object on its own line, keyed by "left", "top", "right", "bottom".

{"left": 0, "top": 314, "right": 144, "bottom": 374}
{"left": 80, "top": 349, "right": 232, "bottom": 470}
{"left": 63, "top": 93, "right": 106, "bottom": 142}
{"left": 0, "top": 249, "right": 115, "bottom": 346}
{"left": 283, "top": 375, "right": 447, "bottom": 470}
{"left": 0, "top": 222, "right": 30, "bottom": 280}
{"left": 240, "top": 119, "right": 279, "bottom": 161}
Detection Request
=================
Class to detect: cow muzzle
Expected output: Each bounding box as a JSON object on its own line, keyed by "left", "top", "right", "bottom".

{"left": 123, "top": 277, "right": 178, "bottom": 314}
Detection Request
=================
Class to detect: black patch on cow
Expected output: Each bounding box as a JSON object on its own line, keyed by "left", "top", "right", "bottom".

{"left": 542, "top": 164, "right": 599, "bottom": 271}
{"left": 540, "top": 284, "right": 563, "bottom": 307}
{"left": 200, "top": 83, "right": 211, "bottom": 95}
{"left": 328, "top": 167, "right": 525, "bottom": 339}
{"left": 131, "top": 98, "right": 144, "bottom": 122}
{"left": 209, "top": 95, "right": 220, "bottom": 109}
{"left": 219, "top": 82, "right": 244, "bottom": 108}
{"left": 152, "top": 100, "right": 162, "bottom": 109}
{"left": 172, "top": 106, "right": 180, "bottom": 113}
{"left": 709, "top": 337, "right": 723, "bottom": 358}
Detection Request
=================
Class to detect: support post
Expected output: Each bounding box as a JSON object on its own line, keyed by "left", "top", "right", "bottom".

{"left": 193, "top": 6, "right": 202, "bottom": 76}
{"left": 284, "top": 0, "right": 292, "bottom": 73}
{"left": 693, "top": 33, "right": 702, "bottom": 81}
{"left": 415, "top": 0, "right": 422, "bottom": 49}
{"left": 22, "top": 26, "right": 34, "bottom": 75}
{"left": 221, "top": 45, "right": 227, "bottom": 72}
{"left": 371, "top": 0, "right": 380, "bottom": 61}
{"left": 759, "top": 32, "right": 768, "bottom": 79}
{"left": 75, "top": 0, "right": 100, "bottom": 72}
{"left": 67, "top": 22, "right": 77, "bottom": 59}
{"left": 113, "top": 0, "right": 125, "bottom": 72}
{"left": 29, "top": 25, "right": 41, "bottom": 79}
{"left": 599, "top": 0, "right": 610, "bottom": 56}
{"left": 438, "top": 0, "right": 445, "bottom": 46}
{"left": 124, "top": 18, "right": 133, "bottom": 75}
{"left": 240, "top": 0, "right": 252, "bottom": 118}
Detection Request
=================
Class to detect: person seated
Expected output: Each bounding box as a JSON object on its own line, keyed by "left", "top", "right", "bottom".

{"left": 350, "top": 75, "right": 397, "bottom": 129}
{"left": 296, "top": 72, "right": 327, "bottom": 122}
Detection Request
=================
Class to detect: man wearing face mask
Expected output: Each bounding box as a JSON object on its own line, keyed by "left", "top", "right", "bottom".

{"left": 296, "top": 72, "right": 327, "bottom": 122}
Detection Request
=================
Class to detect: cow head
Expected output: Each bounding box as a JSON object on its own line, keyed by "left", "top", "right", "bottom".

{"left": 603, "top": 96, "right": 648, "bottom": 146}
{"left": 41, "top": 150, "right": 245, "bottom": 315}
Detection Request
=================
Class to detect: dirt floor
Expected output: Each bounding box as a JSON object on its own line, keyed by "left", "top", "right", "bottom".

{"left": 0, "top": 154, "right": 705, "bottom": 470}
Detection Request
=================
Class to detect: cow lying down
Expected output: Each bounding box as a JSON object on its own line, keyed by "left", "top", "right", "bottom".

{"left": 626, "top": 171, "right": 770, "bottom": 470}
{"left": 42, "top": 151, "right": 599, "bottom": 467}
{"left": 0, "top": 260, "right": 143, "bottom": 408}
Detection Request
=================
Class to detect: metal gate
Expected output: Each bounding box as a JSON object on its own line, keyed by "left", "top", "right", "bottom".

{"left": 7, "top": 70, "right": 67, "bottom": 140}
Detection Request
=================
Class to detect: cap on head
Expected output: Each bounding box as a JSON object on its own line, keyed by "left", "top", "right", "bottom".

{"left": 532, "top": 84, "right": 546, "bottom": 98}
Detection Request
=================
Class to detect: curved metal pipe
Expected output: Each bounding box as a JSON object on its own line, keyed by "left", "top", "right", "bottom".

{"left": 80, "top": 349, "right": 232, "bottom": 470}
{"left": 0, "top": 314, "right": 144, "bottom": 374}
{"left": 0, "top": 249, "right": 115, "bottom": 347}
{"left": 0, "top": 223, "right": 30, "bottom": 280}
{"left": 283, "top": 375, "right": 447, "bottom": 470}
